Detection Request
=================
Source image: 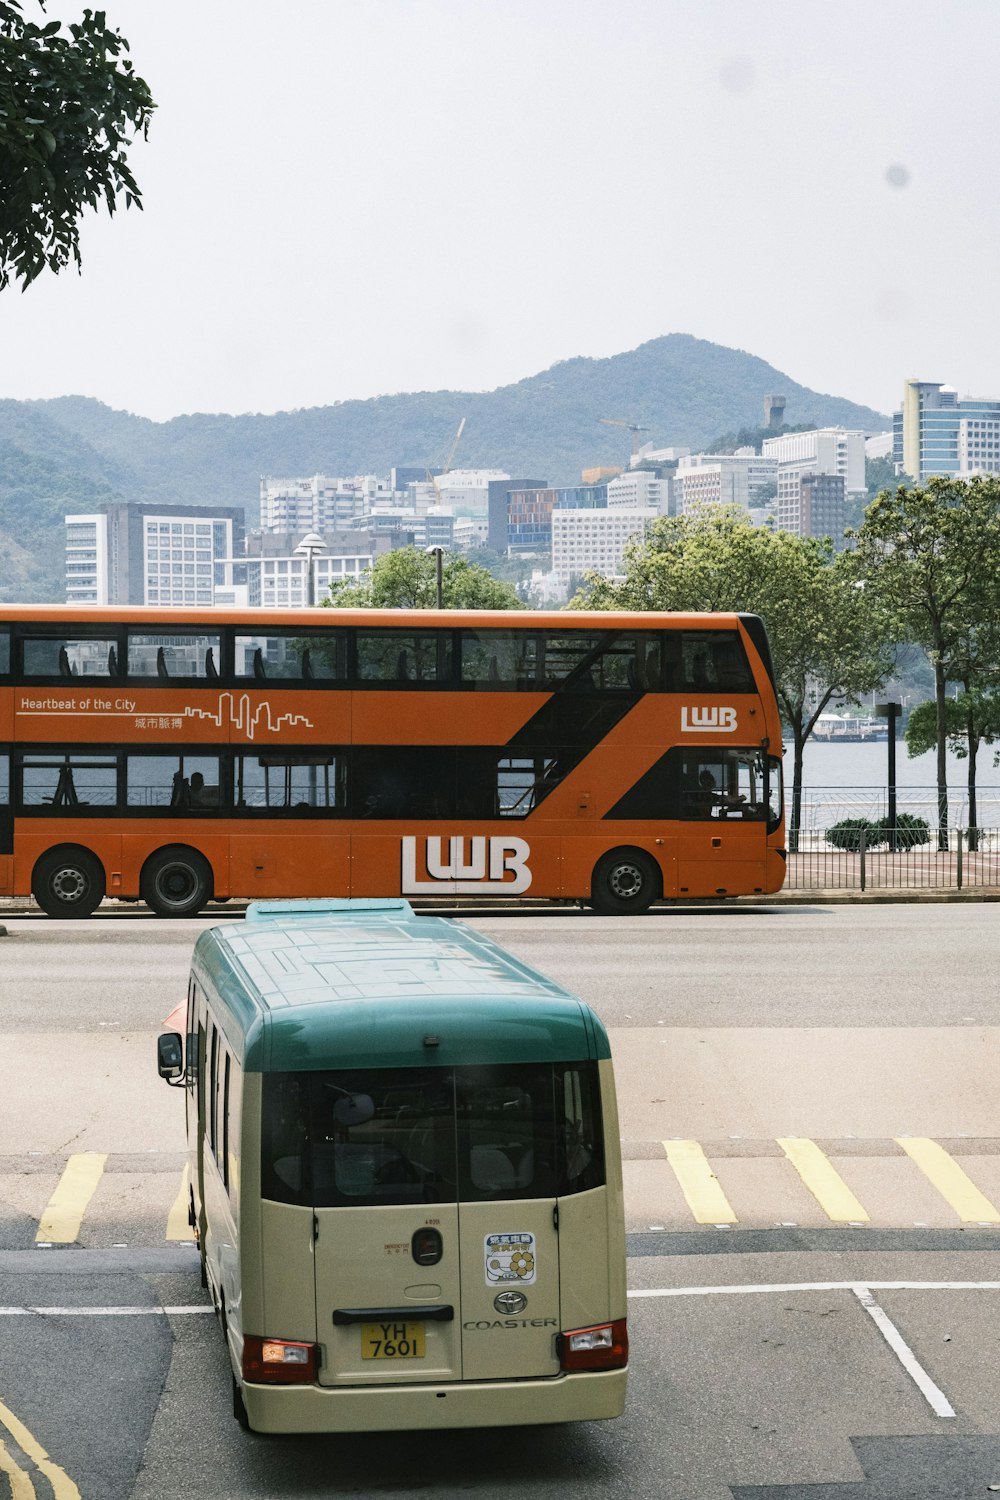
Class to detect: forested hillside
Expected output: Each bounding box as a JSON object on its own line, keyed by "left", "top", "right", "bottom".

{"left": 0, "top": 334, "right": 888, "bottom": 601}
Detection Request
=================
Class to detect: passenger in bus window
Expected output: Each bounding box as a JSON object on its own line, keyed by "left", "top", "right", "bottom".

{"left": 189, "top": 772, "right": 218, "bottom": 808}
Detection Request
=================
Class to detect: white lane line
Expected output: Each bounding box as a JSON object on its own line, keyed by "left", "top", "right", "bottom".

{"left": 627, "top": 1280, "right": 1000, "bottom": 1298}
{"left": 0, "top": 1306, "right": 213, "bottom": 1317}
{"left": 851, "top": 1284, "right": 955, "bottom": 1419}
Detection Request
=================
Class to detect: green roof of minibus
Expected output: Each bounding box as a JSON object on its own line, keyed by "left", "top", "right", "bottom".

{"left": 191, "top": 899, "right": 611, "bottom": 1072}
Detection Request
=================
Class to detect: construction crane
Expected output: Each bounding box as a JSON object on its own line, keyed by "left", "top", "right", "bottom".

{"left": 426, "top": 416, "right": 466, "bottom": 490}
{"left": 599, "top": 417, "right": 649, "bottom": 458}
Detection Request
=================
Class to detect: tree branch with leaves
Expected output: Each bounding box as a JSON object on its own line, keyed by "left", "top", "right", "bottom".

{"left": 0, "top": 1, "right": 154, "bottom": 290}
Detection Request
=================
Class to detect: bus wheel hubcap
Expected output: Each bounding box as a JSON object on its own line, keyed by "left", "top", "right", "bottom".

{"left": 160, "top": 868, "right": 193, "bottom": 900}
{"left": 609, "top": 863, "right": 641, "bottom": 899}
{"left": 52, "top": 868, "right": 86, "bottom": 902}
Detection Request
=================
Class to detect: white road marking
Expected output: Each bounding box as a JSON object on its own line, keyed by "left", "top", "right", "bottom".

{"left": 0, "top": 1306, "right": 213, "bottom": 1317}
{"left": 851, "top": 1284, "right": 955, "bottom": 1419}
{"left": 628, "top": 1278, "right": 1000, "bottom": 1419}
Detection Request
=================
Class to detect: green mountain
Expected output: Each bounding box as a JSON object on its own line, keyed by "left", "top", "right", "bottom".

{"left": 0, "top": 334, "right": 889, "bottom": 601}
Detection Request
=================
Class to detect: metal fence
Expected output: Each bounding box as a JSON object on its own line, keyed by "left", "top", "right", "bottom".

{"left": 785, "top": 827, "right": 1000, "bottom": 892}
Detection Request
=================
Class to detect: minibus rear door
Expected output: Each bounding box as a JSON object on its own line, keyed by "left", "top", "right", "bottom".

{"left": 312, "top": 1069, "right": 464, "bottom": 1386}
{"left": 454, "top": 1064, "right": 561, "bottom": 1381}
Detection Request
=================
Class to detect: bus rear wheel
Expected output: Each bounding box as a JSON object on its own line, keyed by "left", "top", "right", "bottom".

{"left": 141, "top": 846, "right": 213, "bottom": 918}
{"left": 590, "top": 848, "right": 661, "bottom": 915}
{"left": 32, "top": 846, "right": 105, "bottom": 918}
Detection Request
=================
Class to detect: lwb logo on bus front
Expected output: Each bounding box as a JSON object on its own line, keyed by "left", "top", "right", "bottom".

{"left": 681, "top": 705, "right": 738, "bottom": 733}
{"left": 401, "top": 835, "right": 532, "bottom": 894}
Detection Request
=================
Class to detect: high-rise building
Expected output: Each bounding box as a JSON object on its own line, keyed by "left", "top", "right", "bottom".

{"left": 762, "top": 427, "right": 866, "bottom": 500}
{"left": 65, "top": 504, "right": 245, "bottom": 606}
{"left": 551, "top": 509, "right": 652, "bottom": 590}
{"left": 895, "top": 380, "right": 1000, "bottom": 482}
{"left": 673, "top": 452, "right": 777, "bottom": 513}
{"left": 776, "top": 472, "right": 846, "bottom": 547}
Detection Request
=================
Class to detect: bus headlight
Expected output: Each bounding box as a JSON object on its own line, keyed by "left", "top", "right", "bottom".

{"left": 242, "top": 1335, "right": 317, "bottom": 1384}
{"left": 558, "top": 1318, "right": 628, "bottom": 1372}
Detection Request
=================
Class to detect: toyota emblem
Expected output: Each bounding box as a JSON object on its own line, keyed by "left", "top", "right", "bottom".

{"left": 494, "top": 1290, "right": 528, "bottom": 1315}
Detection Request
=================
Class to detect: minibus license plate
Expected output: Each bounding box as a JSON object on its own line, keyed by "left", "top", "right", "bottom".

{"left": 360, "top": 1322, "right": 425, "bottom": 1360}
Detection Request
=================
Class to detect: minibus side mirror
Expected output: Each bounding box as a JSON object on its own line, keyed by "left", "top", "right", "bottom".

{"left": 157, "top": 1032, "right": 184, "bottom": 1085}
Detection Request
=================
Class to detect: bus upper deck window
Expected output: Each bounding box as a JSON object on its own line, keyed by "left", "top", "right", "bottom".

{"left": 356, "top": 632, "right": 451, "bottom": 685}
{"left": 22, "top": 634, "right": 120, "bottom": 679}
{"left": 0, "top": 629, "right": 9, "bottom": 676}
{"left": 127, "top": 633, "right": 222, "bottom": 680}
{"left": 678, "top": 632, "right": 754, "bottom": 693}
{"left": 235, "top": 631, "right": 345, "bottom": 681}
{"left": 460, "top": 632, "right": 540, "bottom": 690}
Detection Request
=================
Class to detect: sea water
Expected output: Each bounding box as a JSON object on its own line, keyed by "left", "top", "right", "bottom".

{"left": 784, "top": 739, "right": 1000, "bottom": 829}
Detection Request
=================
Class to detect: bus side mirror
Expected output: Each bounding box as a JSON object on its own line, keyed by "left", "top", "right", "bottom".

{"left": 157, "top": 1032, "right": 184, "bottom": 1083}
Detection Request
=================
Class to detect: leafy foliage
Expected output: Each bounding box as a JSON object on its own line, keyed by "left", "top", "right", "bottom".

{"left": 851, "top": 476, "right": 1000, "bottom": 840}
{"left": 826, "top": 814, "right": 930, "bottom": 852}
{"left": 322, "top": 547, "right": 524, "bottom": 610}
{"left": 571, "top": 505, "right": 894, "bottom": 846}
{"left": 0, "top": 1, "right": 154, "bottom": 290}
{"left": 826, "top": 818, "right": 879, "bottom": 851}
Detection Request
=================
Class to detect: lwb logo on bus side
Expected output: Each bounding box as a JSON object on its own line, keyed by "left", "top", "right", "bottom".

{"left": 681, "top": 706, "right": 737, "bottom": 733}
{"left": 401, "top": 836, "right": 532, "bottom": 895}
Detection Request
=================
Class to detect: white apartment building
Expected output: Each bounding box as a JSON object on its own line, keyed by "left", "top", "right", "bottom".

{"left": 673, "top": 451, "right": 778, "bottom": 513}
{"left": 957, "top": 417, "right": 1000, "bottom": 474}
{"left": 551, "top": 509, "right": 653, "bottom": 589}
{"left": 260, "top": 474, "right": 394, "bottom": 533}
{"left": 761, "top": 427, "right": 867, "bottom": 498}
{"left": 66, "top": 505, "right": 243, "bottom": 606}
{"left": 606, "top": 470, "right": 669, "bottom": 511}
{"left": 246, "top": 551, "right": 374, "bottom": 608}
{"left": 433, "top": 469, "right": 510, "bottom": 514}
{"left": 65, "top": 513, "right": 109, "bottom": 606}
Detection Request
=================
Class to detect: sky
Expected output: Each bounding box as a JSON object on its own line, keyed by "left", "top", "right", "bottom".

{"left": 2, "top": 0, "right": 999, "bottom": 424}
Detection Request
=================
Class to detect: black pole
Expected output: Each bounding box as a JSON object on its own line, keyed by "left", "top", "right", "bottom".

{"left": 887, "top": 702, "right": 898, "bottom": 852}
{"left": 876, "top": 701, "right": 902, "bottom": 853}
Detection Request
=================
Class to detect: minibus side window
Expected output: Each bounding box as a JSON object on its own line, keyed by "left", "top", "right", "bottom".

{"left": 209, "top": 1028, "right": 219, "bottom": 1156}
{"left": 222, "top": 1053, "right": 231, "bottom": 1189}
{"left": 556, "top": 1063, "right": 605, "bottom": 1195}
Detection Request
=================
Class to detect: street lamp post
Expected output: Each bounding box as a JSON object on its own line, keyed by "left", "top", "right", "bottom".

{"left": 294, "top": 532, "right": 326, "bottom": 607}
{"left": 426, "top": 545, "right": 444, "bottom": 608}
{"left": 875, "top": 701, "right": 902, "bottom": 852}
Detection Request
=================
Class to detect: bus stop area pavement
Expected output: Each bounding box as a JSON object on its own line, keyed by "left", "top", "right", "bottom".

{"left": 2, "top": 1243, "right": 1000, "bottom": 1499}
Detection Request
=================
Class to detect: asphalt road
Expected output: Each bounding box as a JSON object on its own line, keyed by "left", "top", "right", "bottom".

{"left": 1, "top": 902, "right": 999, "bottom": 1498}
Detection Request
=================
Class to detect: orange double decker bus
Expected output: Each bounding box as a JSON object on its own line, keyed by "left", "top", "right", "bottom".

{"left": 0, "top": 606, "right": 785, "bottom": 917}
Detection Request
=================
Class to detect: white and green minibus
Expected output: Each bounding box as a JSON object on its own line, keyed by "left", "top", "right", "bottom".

{"left": 157, "top": 897, "right": 627, "bottom": 1434}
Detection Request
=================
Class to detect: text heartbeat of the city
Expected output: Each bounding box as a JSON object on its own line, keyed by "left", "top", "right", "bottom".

{"left": 182, "top": 694, "right": 315, "bottom": 740}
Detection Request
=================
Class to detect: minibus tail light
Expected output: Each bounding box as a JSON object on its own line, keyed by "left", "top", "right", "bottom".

{"left": 558, "top": 1318, "right": 628, "bottom": 1372}
{"left": 242, "top": 1335, "right": 317, "bottom": 1384}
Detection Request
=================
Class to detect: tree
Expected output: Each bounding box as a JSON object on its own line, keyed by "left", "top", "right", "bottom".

{"left": 322, "top": 546, "right": 524, "bottom": 610}
{"left": 572, "top": 505, "right": 894, "bottom": 848}
{"left": 0, "top": 2, "right": 154, "bottom": 290}
{"left": 851, "top": 476, "right": 1000, "bottom": 847}
{"left": 905, "top": 691, "right": 1000, "bottom": 849}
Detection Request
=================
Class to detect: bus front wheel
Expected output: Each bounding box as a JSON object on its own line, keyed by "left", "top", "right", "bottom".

{"left": 32, "top": 846, "right": 106, "bottom": 918}
{"left": 590, "top": 848, "right": 661, "bottom": 915}
{"left": 141, "top": 846, "right": 213, "bottom": 918}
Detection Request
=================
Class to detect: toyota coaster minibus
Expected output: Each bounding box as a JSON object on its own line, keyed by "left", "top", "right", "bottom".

{"left": 157, "top": 897, "right": 628, "bottom": 1433}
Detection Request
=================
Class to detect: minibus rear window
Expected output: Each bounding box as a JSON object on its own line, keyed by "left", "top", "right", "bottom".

{"left": 261, "top": 1062, "right": 605, "bottom": 1208}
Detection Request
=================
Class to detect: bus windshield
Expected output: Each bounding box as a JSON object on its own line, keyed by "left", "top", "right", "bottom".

{"left": 261, "top": 1062, "right": 605, "bottom": 1208}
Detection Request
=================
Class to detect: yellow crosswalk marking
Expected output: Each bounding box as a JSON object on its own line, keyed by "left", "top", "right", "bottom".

{"left": 896, "top": 1138, "right": 1000, "bottom": 1223}
{"left": 166, "top": 1164, "right": 195, "bottom": 1241}
{"left": 662, "top": 1140, "right": 737, "bottom": 1224}
{"left": 777, "top": 1138, "right": 870, "bottom": 1222}
{"left": 36, "top": 1154, "right": 108, "bottom": 1244}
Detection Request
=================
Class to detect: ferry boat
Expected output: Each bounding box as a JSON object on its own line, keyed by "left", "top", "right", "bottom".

{"left": 811, "top": 713, "right": 889, "bottom": 743}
